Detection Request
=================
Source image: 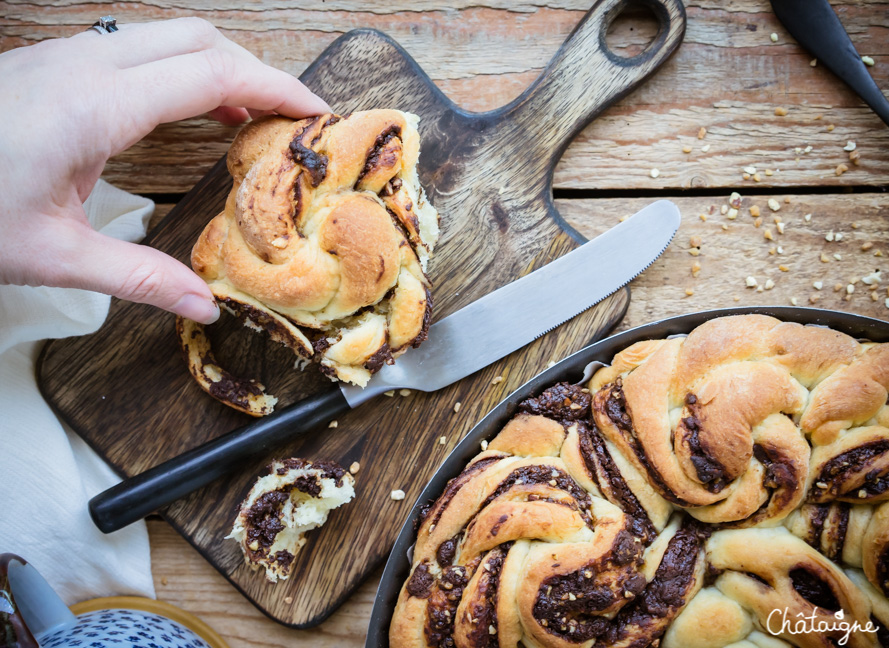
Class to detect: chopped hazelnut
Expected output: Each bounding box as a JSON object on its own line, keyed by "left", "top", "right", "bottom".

{"left": 682, "top": 145, "right": 692, "bottom": 153}
{"left": 390, "top": 489, "right": 406, "bottom": 501}
{"left": 809, "top": 294, "right": 820, "bottom": 304}
{"left": 689, "top": 235, "right": 702, "bottom": 247}
{"left": 827, "top": 124, "right": 835, "bottom": 132}
{"left": 746, "top": 276, "right": 758, "bottom": 288}
{"left": 400, "top": 389, "right": 411, "bottom": 397}
{"left": 813, "top": 281, "right": 823, "bottom": 290}
{"left": 701, "top": 144, "right": 711, "bottom": 152}
{"left": 650, "top": 168, "right": 660, "bottom": 179}
{"left": 730, "top": 192, "right": 742, "bottom": 208}
{"left": 720, "top": 204, "right": 729, "bottom": 215}
{"left": 774, "top": 107, "right": 788, "bottom": 116}
{"left": 779, "top": 265, "right": 789, "bottom": 272}
{"left": 805, "top": 213, "right": 812, "bottom": 222}
{"left": 698, "top": 127, "right": 707, "bottom": 139}
{"left": 768, "top": 198, "right": 781, "bottom": 212}
{"left": 820, "top": 253, "right": 831, "bottom": 263}
{"left": 844, "top": 141, "right": 857, "bottom": 152}
{"left": 349, "top": 461, "right": 360, "bottom": 474}
{"left": 764, "top": 229, "right": 774, "bottom": 240}
{"left": 439, "top": 436, "right": 446, "bottom": 445}
{"left": 491, "top": 375, "right": 503, "bottom": 385}
{"left": 810, "top": 59, "right": 818, "bottom": 67}
{"left": 685, "top": 288, "right": 694, "bottom": 297}
{"left": 790, "top": 297, "right": 799, "bottom": 306}
{"left": 765, "top": 169, "right": 774, "bottom": 176}
{"left": 834, "top": 283, "right": 843, "bottom": 292}
{"left": 776, "top": 222, "right": 785, "bottom": 234}
{"left": 770, "top": 32, "right": 779, "bottom": 42}
{"left": 328, "top": 420, "right": 338, "bottom": 428}
{"left": 862, "top": 242, "right": 874, "bottom": 251}
{"left": 749, "top": 205, "right": 761, "bottom": 217}
{"left": 384, "top": 390, "right": 395, "bottom": 397}
{"left": 849, "top": 150, "right": 861, "bottom": 165}
{"left": 862, "top": 55, "right": 875, "bottom": 67}
{"left": 836, "top": 164, "right": 849, "bottom": 176}
{"left": 754, "top": 217, "right": 763, "bottom": 228}
{"left": 764, "top": 279, "right": 775, "bottom": 290}
{"left": 454, "top": 402, "right": 462, "bottom": 413}
{"left": 692, "top": 261, "right": 702, "bottom": 277}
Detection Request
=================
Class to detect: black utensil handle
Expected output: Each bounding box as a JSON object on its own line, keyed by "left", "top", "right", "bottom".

{"left": 771, "top": 0, "right": 889, "bottom": 127}
{"left": 89, "top": 387, "right": 350, "bottom": 534}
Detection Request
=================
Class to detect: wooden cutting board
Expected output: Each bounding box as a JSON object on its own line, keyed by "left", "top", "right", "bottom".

{"left": 36, "top": 0, "right": 685, "bottom": 628}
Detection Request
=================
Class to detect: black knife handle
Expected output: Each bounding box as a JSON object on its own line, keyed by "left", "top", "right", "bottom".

{"left": 771, "top": 0, "right": 889, "bottom": 128}
{"left": 89, "top": 387, "right": 350, "bottom": 534}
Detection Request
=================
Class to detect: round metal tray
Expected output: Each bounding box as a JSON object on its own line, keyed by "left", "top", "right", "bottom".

{"left": 365, "top": 306, "right": 889, "bottom": 647}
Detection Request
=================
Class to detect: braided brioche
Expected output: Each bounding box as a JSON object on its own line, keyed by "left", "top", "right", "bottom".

{"left": 183, "top": 110, "right": 439, "bottom": 407}
{"left": 391, "top": 314, "right": 889, "bottom": 647}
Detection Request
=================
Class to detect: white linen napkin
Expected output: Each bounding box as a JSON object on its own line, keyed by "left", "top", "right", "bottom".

{"left": 0, "top": 179, "right": 157, "bottom": 605}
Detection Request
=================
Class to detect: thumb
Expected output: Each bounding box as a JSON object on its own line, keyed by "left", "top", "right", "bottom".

{"left": 64, "top": 226, "right": 220, "bottom": 324}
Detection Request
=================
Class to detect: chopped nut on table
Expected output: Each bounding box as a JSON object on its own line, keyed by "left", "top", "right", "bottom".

{"left": 390, "top": 489, "right": 406, "bottom": 501}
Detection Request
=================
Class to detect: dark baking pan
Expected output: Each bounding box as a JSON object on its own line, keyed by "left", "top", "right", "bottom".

{"left": 364, "top": 305, "right": 889, "bottom": 647}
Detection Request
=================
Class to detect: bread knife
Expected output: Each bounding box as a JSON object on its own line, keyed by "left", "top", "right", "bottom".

{"left": 89, "top": 199, "right": 681, "bottom": 533}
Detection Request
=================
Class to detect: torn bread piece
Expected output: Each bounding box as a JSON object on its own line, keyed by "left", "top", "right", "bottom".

{"left": 227, "top": 459, "right": 356, "bottom": 583}
{"left": 176, "top": 316, "right": 278, "bottom": 417}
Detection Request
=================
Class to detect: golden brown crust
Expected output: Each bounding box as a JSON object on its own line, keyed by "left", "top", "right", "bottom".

{"left": 189, "top": 110, "right": 439, "bottom": 392}
{"left": 390, "top": 315, "right": 889, "bottom": 648}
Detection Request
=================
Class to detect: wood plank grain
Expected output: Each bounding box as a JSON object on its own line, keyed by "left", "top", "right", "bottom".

{"left": 2, "top": 1, "right": 886, "bottom": 193}
{"left": 147, "top": 190, "right": 889, "bottom": 647}
{"left": 38, "top": 4, "right": 689, "bottom": 626}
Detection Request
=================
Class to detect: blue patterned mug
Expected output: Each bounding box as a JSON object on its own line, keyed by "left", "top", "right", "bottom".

{"left": 1, "top": 554, "right": 212, "bottom": 648}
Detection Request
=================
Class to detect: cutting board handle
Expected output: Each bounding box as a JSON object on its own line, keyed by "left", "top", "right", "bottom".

{"left": 504, "top": 0, "right": 686, "bottom": 157}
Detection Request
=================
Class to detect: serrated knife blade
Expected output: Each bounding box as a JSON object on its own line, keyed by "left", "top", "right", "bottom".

{"left": 342, "top": 198, "right": 681, "bottom": 406}
{"left": 89, "top": 199, "right": 680, "bottom": 533}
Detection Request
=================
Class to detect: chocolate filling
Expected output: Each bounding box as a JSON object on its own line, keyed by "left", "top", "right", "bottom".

{"left": 407, "top": 562, "right": 434, "bottom": 599}
{"left": 365, "top": 343, "right": 394, "bottom": 374}
{"left": 789, "top": 567, "right": 840, "bottom": 611}
{"left": 410, "top": 286, "right": 434, "bottom": 350}
{"left": 437, "top": 536, "right": 459, "bottom": 568}
{"left": 576, "top": 420, "right": 656, "bottom": 542}
{"left": 599, "top": 519, "right": 710, "bottom": 646}
{"left": 289, "top": 136, "right": 328, "bottom": 187}
{"left": 808, "top": 440, "right": 889, "bottom": 501}
{"left": 532, "top": 528, "right": 647, "bottom": 642}
{"left": 680, "top": 393, "right": 728, "bottom": 491}
{"left": 357, "top": 125, "right": 403, "bottom": 184}
{"left": 479, "top": 465, "right": 591, "bottom": 515}
{"left": 460, "top": 544, "right": 511, "bottom": 648}
{"left": 597, "top": 381, "right": 691, "bottom": 506}
{"left": 424, "top": 565, "right": 469, "bottom": 648}
{"left": 205, "top": 366, "right": 264, "bottom": 410}
{"left": 801, "top": 504, "right": 830, "bottom": 550}
{"left": 822, "top": 503, "right": 850, "bottom": 563}
{"left": 519, "top": 382, "right": 592, "bottom": 422}
{"left": 877, "top": 548, "right": 889, "bottom": 595}
{"left": 273, "top": 458, "right": 347, "bottom": 487}
{"left": 245, "top": 490, "right": 289, "bottom": 552}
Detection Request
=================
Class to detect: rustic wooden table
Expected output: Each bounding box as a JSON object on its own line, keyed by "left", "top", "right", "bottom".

{"left": 3, "top": 0, "right": 889, "bottom": 645}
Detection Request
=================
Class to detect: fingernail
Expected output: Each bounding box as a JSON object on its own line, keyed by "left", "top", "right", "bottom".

{"left": 173, "top": 294, "right": 220, "bottom": 324}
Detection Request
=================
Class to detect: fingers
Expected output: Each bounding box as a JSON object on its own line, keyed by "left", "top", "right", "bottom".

{"left": 118, "top": 48, "right": 331, "bottom": 139}
{"left": 48, "top": 221, "right": 220, "bottom": 323}
{"left": 208, "top": 106, "right": 250, "bottom": 126}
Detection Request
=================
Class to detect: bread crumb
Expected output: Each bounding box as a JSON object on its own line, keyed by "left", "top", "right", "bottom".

{"left": 650, "top": 168, "right": 660, "bottom": 179}
{"left": 836, "top": 163, "right": 849, "bottom": 176}
{"left": 390, "top": 489, "right": 406, "bottom": 501}
{"left": 790, "top": 297, "right": 798, "bottom": 306}
{"left": 349, "top": 461, "right": 360, "bottom": 474}
{"left": 805, "top": 213, "right": 812, "bottom": 222}
{"left": 770, "top": 32, "right": 779, "bottom": 42}
{"left": 547, "top": 360, "right": 557, "bottom": 368}
{"left": 284, "top": 596, "right": 293, "bottom": 604}
{"left": 862, "top": 242, "right": 874, "bottom": 251}
{"left": 769, "top": 246, "right": 777, "bottom": 256}
{"left": 722, "top": 223, "right": 729, "bottom": 231}
{"left": 827, "top": 124, "right": 835, "bottom": 132}
{"left": 809, "top": 294, "right": 820, "bottom": 304}
{"left": 727, "top": 208, "right": 739, "bottom": 220}
{"left": 765, "top": 169, "right": 773, "bottom": 176}
{"left": 733, "top": 295, "right": 740, "bottom": 301}
{"left": 698, "top": 127, "right": 707, "bottom": 139}
{"left": 835, "top": 233, "right": 844, "bottom": 241}
{"left": 774, "top": 107, "right": 788, "bottom": 116}
{"left": 692, "top": 261, "right": 701, "bottom": 277}
{"left": 784, "top": 196, "right": 792, "bottom": 204}
{"left": 820, "top": 253, "right": 831, "bottom": 263}
{"left": 873, "top": 292, "right": 880, "bottom": 302}
{"left": 777, "top": 246, "right": 784, "bottom": 254}
{"left": 810, "top": 59, "right": 818, "bottom": 67}
{"left": 701, "top": 144, "right": 711, "bottom": 152}
{"left": 720, "top": 204, "right": 729, "bottom": 215}
{"left": 834, "top": 253, "right": 843, "bottom": 260}
{"left": 689, "top": 235, "right": 702, "bottom": 247}
{"left": 886, "top": 298, "right": 889, "bottom": 309}
{"left": 813, "top": 281, "right": 823, "bottom": 290}
{"left": 384, "top": 390, "right": 395, "bottom": 397}
{"left": 834, "top": 283, "right": 843, "bottom": 292}
{"left": 481, "top": 439, "right": 489, "bottom": 451}
{"left": 862, "top": 270, "right": 882, "bottom": 285}
{"left": 454, "top": 402, "right": 461, "bottom": 413}
{"left": 743, "top": 173, "right": 751, "bottom": 181}
{"left": 399, "top": 389, "right": 411, "bottom": 397}
{"left": 729, "top": 192, "right": 742, "bottom": 208}
{"left": 765, "top": 279, "right": 775, "bottom": 290}
{"left": 776, "top": 222, "right": 785, "bottom": 235}
{"left": 744, "top": 166, "right": 757, "bottom": 175}
{"left": 491, "top": 375, "right": 503, "bottom": 385}
{"left": 877, "top": 250, "right": 884, "bottom": 257}
{"left": 746, "top": 276, "right": 758, "bottom": 288}
{"left": 844, "top": 141, "right": 857, "bottom": 152}
{"left": 826, "top": 232, "right": 835, "bottom": 242}
{"left": 439, "top": 436, "right": 446, "bottom": 445}
{"left": 328, "top": 420, "right": 338, "bottom": 429}
{"left": 862, "top": 55, "right": 875, "bottom": 67}
{"left": 768, "top": 198, "right": 781, "bottom": 212}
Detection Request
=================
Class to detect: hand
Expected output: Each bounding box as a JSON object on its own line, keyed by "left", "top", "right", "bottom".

{"left": 0, "top": 18, "right": 331, "bottom": 323}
